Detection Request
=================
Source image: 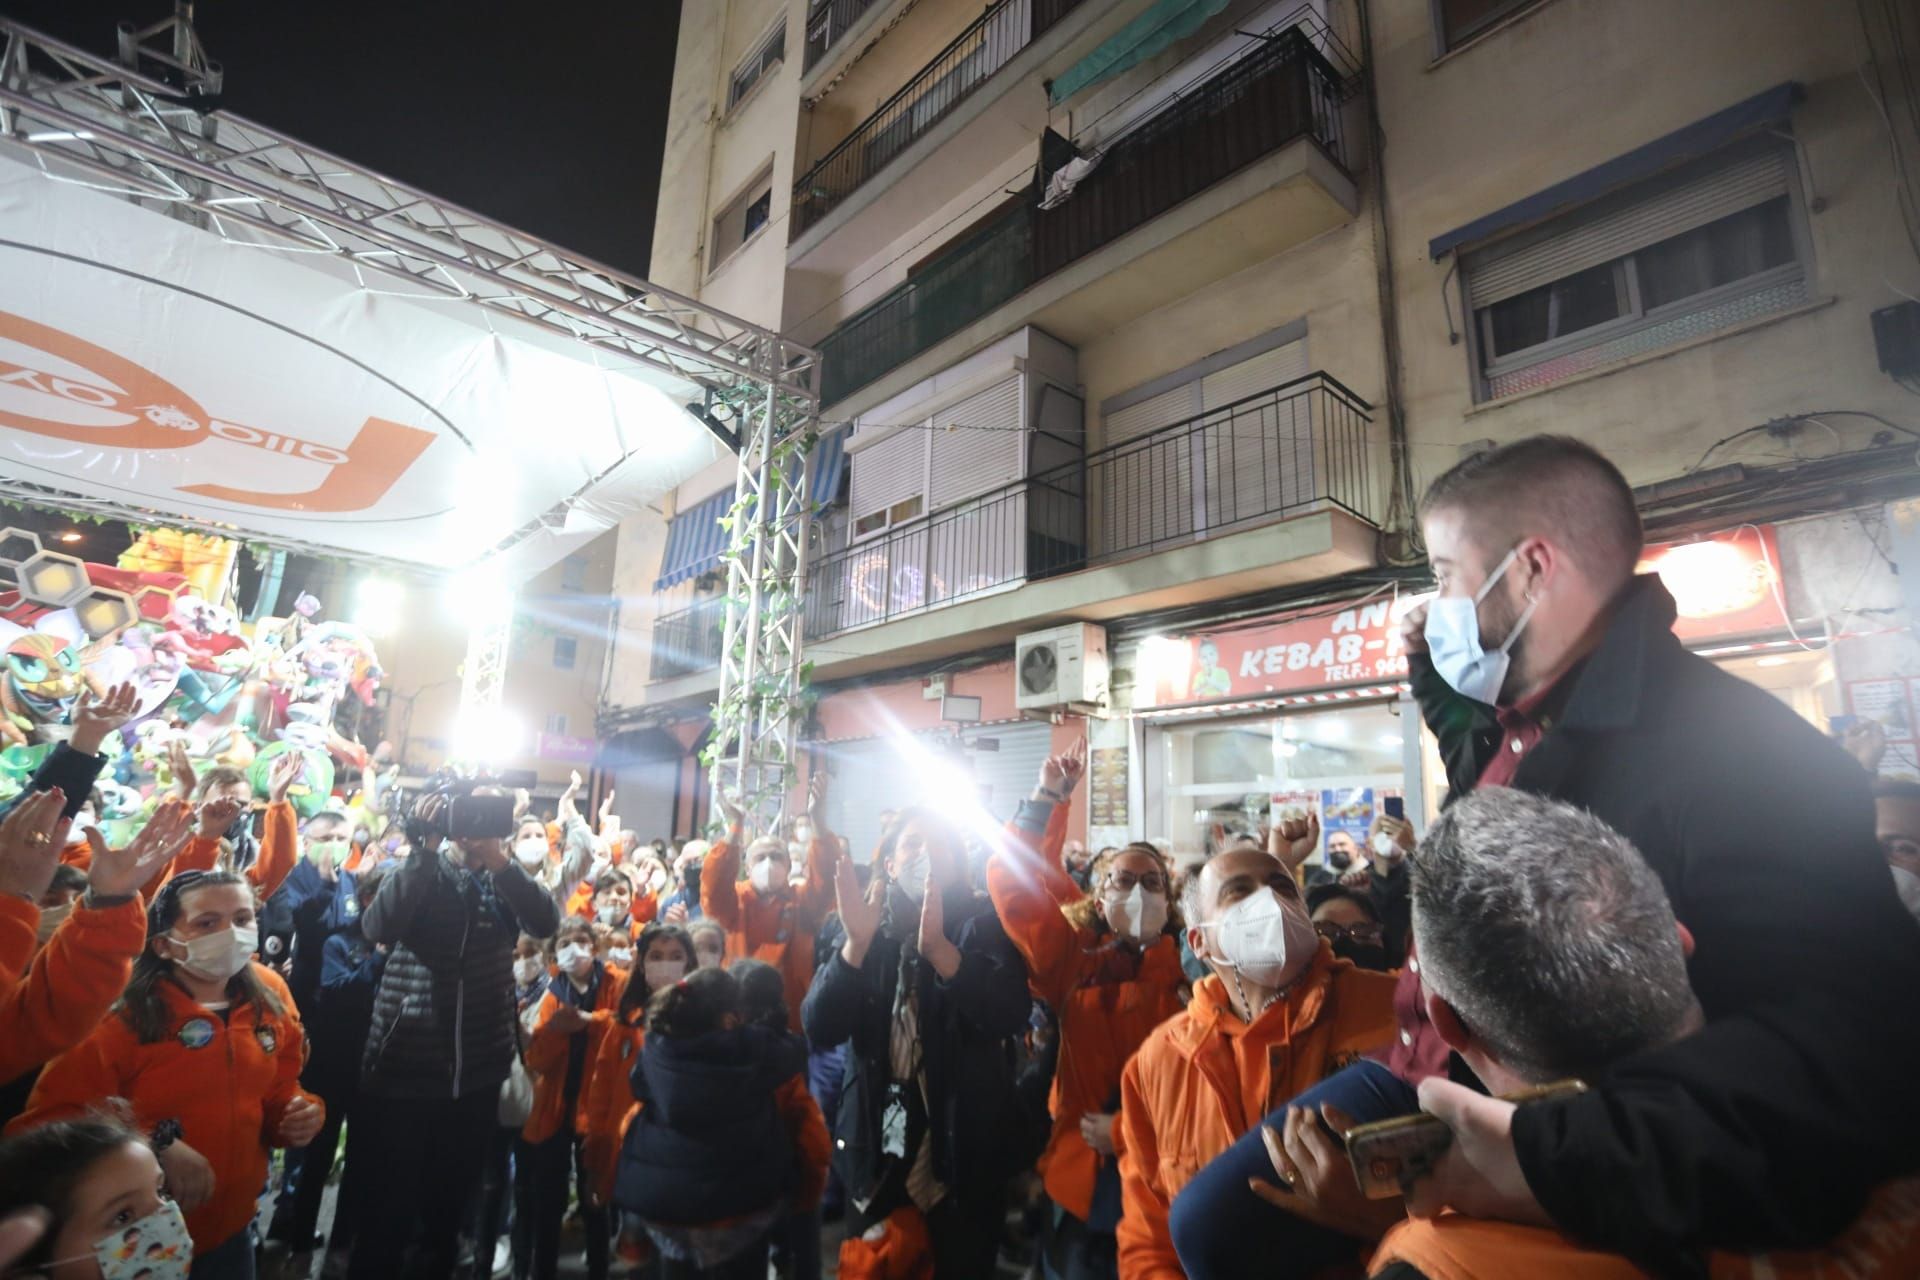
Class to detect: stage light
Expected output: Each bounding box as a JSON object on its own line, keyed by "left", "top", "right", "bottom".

{"left": 56, "top": 531, "right": 83, "bottom": 544}
{"left": 447, "top": 567, "right": 515, "bottom": 626}
{"left": 452, "top": 704, "right": 524, "bottom": 767}
{"left": 352, "top": 577, "right": 405, "bottom": 636}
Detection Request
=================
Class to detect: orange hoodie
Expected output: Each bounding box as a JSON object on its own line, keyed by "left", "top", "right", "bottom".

{"left": 1115, "top": 951, "right": 1396, "bottom": 1279}
{"left": 1372, "top": 1178, "right": 1920, "bottom": 1280}
{"left": 581, "top": 990, "right": 646, "bottom": 1207}
{"left": 523, "top": 961, "right": 624, "bottom": 1146}
{"left": 12, "top": 963, "right": 318, "bottom": 1251}
{"left": 987, "top": 805, "right": 1186, "bottom": 1222}
{"left": 137, "top": 800, "right": 299, "bottom": 902}
{"left": 0, "top": 892, "right": 150, "bottom": 1085}
{"left": 699, "top": 831, "right": 835, "bottom": 1031}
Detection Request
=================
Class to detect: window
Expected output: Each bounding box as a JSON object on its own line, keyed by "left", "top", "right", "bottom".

{"left": 709, "top": 165, "right": 775, "bottom": 272}
{"left": 544, "top": 712, "right": 569, "bottom": 736}
{"left": 560, "top": 553, "right": 588, "bottom": 592}
{"left": 553, "top": 636, "right": 578, "bottom": 669}
{"left": 1434, "top": 0, "right": 1547, "bottom": 51}
{"left": 853, "top": 495, "right": 923, "bottom": 537}
{"left": 728, "top": 23, "right": 786, "bottom": 110}
{"left": 1462, "top": 144, "right": 1808, "bottom": 400}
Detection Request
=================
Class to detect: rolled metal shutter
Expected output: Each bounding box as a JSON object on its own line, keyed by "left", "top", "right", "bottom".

{"left": 1465, "top": 147, "right": 1790, "bottom": 308}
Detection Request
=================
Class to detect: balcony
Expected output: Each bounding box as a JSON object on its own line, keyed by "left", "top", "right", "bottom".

{"left": 803, "top": 371, "right": 1373, "bottom": 641}
{"left": 649, "top": 597, "right": 726, "bottom": 681}
{"left": 817, "top": 25, "right": 1355, "bottom": 408}
{"left": 793, "top": 0, "right": 1087, "bottom": 240}
{"left": 804, "top": 0, "right": 889, "bottom": 76}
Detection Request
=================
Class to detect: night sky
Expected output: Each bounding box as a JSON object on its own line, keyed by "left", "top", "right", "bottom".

{"left": 0, "top": 0, "right": 684, "bottom": 278}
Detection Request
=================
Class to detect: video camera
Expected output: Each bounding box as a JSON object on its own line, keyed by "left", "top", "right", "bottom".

{"left": 401, "top": 766, "right": 539, "bottom": 845}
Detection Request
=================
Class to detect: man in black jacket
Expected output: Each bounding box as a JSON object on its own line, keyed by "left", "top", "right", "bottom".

{"left": 1173, "top": 435, "right": 1920, "bottom": 1277}
{"left": 802, "top": 809, "right": 1031, "bottom": 1278}
{"left": 344, "top": 787, "right": 560, "bottom": 1280}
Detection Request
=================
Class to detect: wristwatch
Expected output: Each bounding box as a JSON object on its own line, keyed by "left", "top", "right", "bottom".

{"left": 150, "top": 1118, "right": 182, "bottom": 1155}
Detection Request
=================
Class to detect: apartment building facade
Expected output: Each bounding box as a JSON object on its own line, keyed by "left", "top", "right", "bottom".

{"left": 599, "top": 0, "right": 1920, "bottom": 857}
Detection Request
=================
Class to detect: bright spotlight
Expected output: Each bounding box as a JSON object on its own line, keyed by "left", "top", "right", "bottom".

{"left": 447, "top": 567, "right": 515, "bottom": 626}
{"left": 451, "top": 704, "right": 524, "bottom": 767}
{"left": 353, "top": 577, "right": 406, "bottom": 636}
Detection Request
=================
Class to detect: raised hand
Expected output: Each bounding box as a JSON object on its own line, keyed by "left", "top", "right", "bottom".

{"left": 0, "top": 789, "right": 69, "bottom": 902}
{"left": 68, "top": 681, "right": 139, "bottom": 758}
{"left": 715, "top": 790, "right": 745, "bottom": 832}
{"left": 806, "top": 773, "right": 833, "bottom": 841}
{"left": 86, "top": 801, "right": 193, "bottom": 899}
{"left": 268, "top": 751, "right": 304, "bottom": 805}
{"left": 196, "top": 793, "right": 246, "bottom": 840}
{"left": 598, "top": 790, "right": 619, "bottom": 835}
{"left": 167, "top": 740, "right": 198, "bottom": 801}
{"left": 513, "top": 788, "right": 532, "bottom": 820}
{"left": 835, "top": 853, "right": 882, "bottom": 967}
{"left": 1059, "top": 737, "right": 1087, "bottom": 793}
{"left": 1270, "top": 811, "right": 1321, "bottom": 871}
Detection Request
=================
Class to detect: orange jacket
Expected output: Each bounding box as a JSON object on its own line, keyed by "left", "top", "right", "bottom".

{"left": 1372, "top": 1179, "right": 1920, "bottom": 1280}
{"left": 13, "top": 963, "right": 317, "bottom": 1251}
{"left": 139, "top": 800, "right": 298, "bottom": 902}
{"left": 776, "top": 1071, "right": 832, "bottom": 1213}
{"left": 699, "top": 832, "right": 835, "bottom": 1031}
{"left": 836, "top": 1206, "right": 934, "bottom": 1280}
{"left": 1116, "top": 950, "right": 1396, "bottom": 1279}
{"left": 581, "top": 992, "right": 645, "bottom": 1206}
{"left": 987, "top": 804, "right": 1185, "bottom": 1221}
{"left": 564, "top": 882, "right": 660, "bottom": 936}
{"left": 523, "top": 961, "right": 623, "bottom": 1145}
{"left": 0, "top": 892, "right": 150, "bottom": 1085}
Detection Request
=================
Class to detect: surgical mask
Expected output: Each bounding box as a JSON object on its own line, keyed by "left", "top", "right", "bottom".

{"left": 557, "top": 942, "right": 593, "bottom": 975}
{"left": 892, "top": 852, "right": 929, "bottom": 902}
{"left": 644, "top": 957, "right": 687, "bottom": 990}
{"left": 608, "top": 947, "right": 633, "bottom": 968}
{"left": 1894, "top": 866, "right": 1920, "bottom": 922}
{"left": 50, "top": 1196, "right": 193, "bottom": 1279}
{"left": 513, "top": 956, "right": 544, "bottom": 987}
{"left": 596, "top": 904, "right": 626, "bottom": 926}
{"left": 35, "top": 898, "right": 73, "bottom": 943}
{"left": 170, "top": 923, "right": 259, "bottom": 983}
{"left": 1200, "top": 890, "right": 1317, "bottom": 990}
{"left": 1103, "top": 884, "right": 1167, "bottom": 945}
{"left": 1423, "top": 548, "right": 1539, "bottom": 706}
{"left": 695, "top": 944, "right": 724, "bottom": 970}
{"left": 749, "top": 858, "right": 784, "bottom": 894}
{"left": 514, "top": 838, "right": 548, "bottom": 868}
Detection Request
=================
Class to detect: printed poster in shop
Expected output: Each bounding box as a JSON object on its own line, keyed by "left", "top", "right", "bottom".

{"left": 1321, "top": 788, "right": 1375, "bottom": 869}
{"left": 1848, "top": 679, "right": 1915, "bottom": 742}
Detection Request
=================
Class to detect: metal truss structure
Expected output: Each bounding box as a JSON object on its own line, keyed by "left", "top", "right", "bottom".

{"left": 0, "top": 9, "right": 821, "bottom": 816}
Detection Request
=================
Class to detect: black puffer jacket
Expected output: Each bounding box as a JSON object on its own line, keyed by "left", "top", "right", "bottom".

{"left": 359, "top": 847, "right": 559, "bottom": 1099}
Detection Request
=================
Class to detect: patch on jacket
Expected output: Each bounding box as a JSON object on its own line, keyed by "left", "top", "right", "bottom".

{"left": 255, "top": 1024, "right": 278, "bottom": 1054}
{"left": 177, "top": 1018, "right": 215, "bottom": 1049}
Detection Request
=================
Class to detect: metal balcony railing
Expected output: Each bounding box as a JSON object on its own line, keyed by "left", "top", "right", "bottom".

{"left": 792, "top": 0, "right": 1087, "bottom": 238}
{"left": 802, "top": 372, "right": 1372, "bottom": 639}
{"left": 804, "top": 0, "right": 885, "bottom": 74}
{"left": 649, "top": 597, "right": 727, "bottom": 680}
{"left": 817, "top": 25, "right": 1354, "bottom": 406}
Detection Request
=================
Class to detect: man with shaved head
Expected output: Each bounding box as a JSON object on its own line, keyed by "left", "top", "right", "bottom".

{"left": 1172, "top": 435, "right": 1920, "bottom": 1278}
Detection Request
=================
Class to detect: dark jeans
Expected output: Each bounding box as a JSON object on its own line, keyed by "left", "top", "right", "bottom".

{"left": 658, "top": 1238, "right": 766, "bottom": 1280}
{"left": 474, "top": 1124, "right": 530, "bottom": 1280}
{"left": 528, "top": 1132, "right": 607, "bottom": 1280}
{"left": 1169, "top": 1058, "right": 1419, "bottom": 1280}
{"left": 772, "top": 1205, "right": 821, "bottom": 1280}
{"left": 191, "top": 1226, "right": 257, "bottom": 1280}
{"left": 1041, "top": 1203, "right": 1115, "bottom": 1280}
{"left": 345, "top": 1088, "right": 497, "bottom": 1280}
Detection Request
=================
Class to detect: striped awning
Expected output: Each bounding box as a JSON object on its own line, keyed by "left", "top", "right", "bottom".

{"left": 1049, "top": 0, "right": 1232, "bottom": 104}
{"left": 652, "top": 487, "right": 734, "bottom": 590}
{"left": 809, "top": 425, "right": 849, "bottom": 509}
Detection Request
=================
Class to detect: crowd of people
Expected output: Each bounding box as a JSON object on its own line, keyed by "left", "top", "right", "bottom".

{"left": 1, "top": 434, "right": 1918, "bottom": 1280}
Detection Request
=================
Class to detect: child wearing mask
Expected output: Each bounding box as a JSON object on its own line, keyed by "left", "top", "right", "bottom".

{"left": 987, "top": 748, "right": 1187, "bottom": 1280}
{"left": 732, "top": 960, "right": 832, "bottom": 1280}
{"left": 0, "top": 1115, "right": 192, "bottom": 1279}
{"left": 522, "top": 918, "right": 620, "bottom": 1280}
{"left": 582, "top": 921, "right": 696, "bottom": 1271}
{"left": 479, "top": 936, "right": 551, "bottom": 1280}
{"left": 614, "top": 967, "right": 815, "bottom": 1280}
{"left": 687, "top": 919, "right": 726, "bottom": 971}
{"left": 13, "top": 869, "right": 324, "bottom": 1277}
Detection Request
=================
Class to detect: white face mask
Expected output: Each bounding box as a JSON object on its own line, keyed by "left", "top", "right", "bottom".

{"left": 556, "top": 942, "right": 594, "bottom": 975}
{"left": 49, "top": 1196, "right": 193, "bottom": 1279}
{"left": 1893, "top": 866, "right": 1920, "bottom": 922}
{"left": 35, "top": 898, "right": 73, "bottom": 943}
{"left": 170, "top": 923, "right": 259, "bottom": 983}
{"left": 749, "top": 857, "right": 785, "bottom": 894}
{"left": 892, "top": 851, "right": 929, "bottom": 902}
{"left": 608, "top": 947, "right": 633, "bottom": 968}
{"left": 695, "top": 944, "right": 724, "bottom": 970}
{"left": 1198, "top": 889, "right": 1317, "bottom": 990}
{"left": 596, "top": 903, "right": 627, "bottom": 926}
{"left": 1103, "top": 884, "right": 1168, "bottom": 944}
{"left": 644, "top": 957, "right": 687, "bottom": 991}
{"left": 1423, "top": 548, "right": 1539, "bottom": 706}
{"left": 513, "top": 956, "right": 544, "bottom": 987}
{"left": 514, "top": 838, "right": 548, "bottom": 868}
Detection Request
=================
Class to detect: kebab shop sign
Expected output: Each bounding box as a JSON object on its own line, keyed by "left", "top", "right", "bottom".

{"left": 1137, "top": 526, "right": 1789, "bottom": 708}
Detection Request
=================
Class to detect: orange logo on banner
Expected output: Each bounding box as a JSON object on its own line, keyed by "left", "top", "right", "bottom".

{"left": 0, "top": 311, "right": 435, "bottom": 514}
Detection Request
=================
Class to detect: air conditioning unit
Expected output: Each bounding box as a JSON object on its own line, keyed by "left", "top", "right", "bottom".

{"left": 1015, "top": 622, "right": 1108, "bottom": 710}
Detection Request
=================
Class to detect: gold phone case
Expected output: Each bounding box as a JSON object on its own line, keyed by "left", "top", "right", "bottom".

{"left": 1342, "top": 1079, "right": 1587, "bottom": 1199}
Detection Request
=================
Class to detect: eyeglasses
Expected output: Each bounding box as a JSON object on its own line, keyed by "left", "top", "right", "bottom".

{"left": 1106, "top": 870, "right": 1169, "bottom": 895}
{"left": 1314, "top": 920, "right": 1384, "bottom": 947}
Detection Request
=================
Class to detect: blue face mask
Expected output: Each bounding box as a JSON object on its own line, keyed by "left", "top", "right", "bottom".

{"left": 1423, "top": 548, "right": 1540, "bottom": 706}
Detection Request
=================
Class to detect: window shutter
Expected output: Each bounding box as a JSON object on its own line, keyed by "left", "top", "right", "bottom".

{"left": 1105, "top": 383, "right": 1197, "bottom": 445}
{"left": 930, "top": 375, "right": 1025, "bottom": 508}
{"left": 849, "top": 429, "right": 926, "bottom": 521}
{"left": 1199, "top": 340, "right": 1308, "bottom": 409}
{"left": 1197, "top": 341, "right": 1316, "bottom": 527}
{"left": 1466, "top": 147, "right": 1790, "bottom": 308}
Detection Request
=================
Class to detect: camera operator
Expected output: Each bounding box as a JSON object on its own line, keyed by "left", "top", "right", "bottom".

{"left": 343, "top": 780, "right": 560, "bottom": 1280}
